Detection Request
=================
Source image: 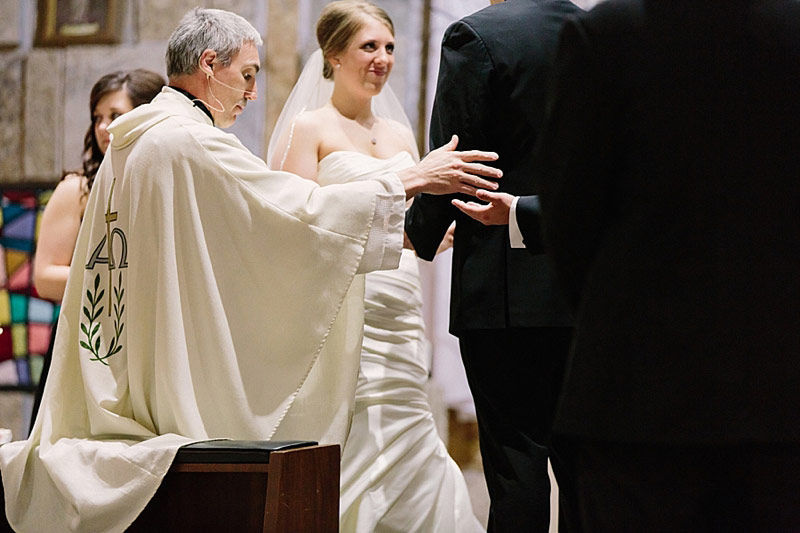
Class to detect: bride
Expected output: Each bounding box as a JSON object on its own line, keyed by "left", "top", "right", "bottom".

{"left": 269, "top": 1, "right": 483, "bottom": 532}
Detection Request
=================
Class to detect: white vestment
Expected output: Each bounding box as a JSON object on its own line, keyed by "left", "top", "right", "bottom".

{"left": 0, "top": 88, "right": 405, "bottom": 533}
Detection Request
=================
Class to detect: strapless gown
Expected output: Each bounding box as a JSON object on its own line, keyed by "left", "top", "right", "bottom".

{"left": 318, "top": 151, "right": 483, "bottom": 533}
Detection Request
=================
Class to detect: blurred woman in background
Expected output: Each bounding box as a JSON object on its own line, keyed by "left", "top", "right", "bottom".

{"left": 30, "top": 69, "right": 165, "bottom": 428}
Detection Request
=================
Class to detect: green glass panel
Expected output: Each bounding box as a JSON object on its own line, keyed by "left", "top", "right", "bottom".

{"left": 12, "top": 323, "right": 27, "bottom": 357}
{"left": 30, "top": 354, "right": 44, "bottom": 385}
{"left": 10, "top": 293, "right": 27, "bottom": 323}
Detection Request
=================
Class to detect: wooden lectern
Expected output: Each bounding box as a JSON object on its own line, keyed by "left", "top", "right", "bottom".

{"left": 129, "top": 440, "right": 340, "bottom": 532}
{"left": 1, "top": 440, "right": 340, "bottom": 533}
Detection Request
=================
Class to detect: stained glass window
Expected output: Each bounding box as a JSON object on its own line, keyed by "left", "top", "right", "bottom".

{"left": 0, "top": 188, "right": 59, "bottom": 391}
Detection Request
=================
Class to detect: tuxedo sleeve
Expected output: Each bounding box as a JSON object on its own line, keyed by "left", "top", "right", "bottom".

{"left": 405, "top": 19, "right": 494, "bottom": 261}
{"left": 536, "top": 17, "right": 617, "bottom": 310}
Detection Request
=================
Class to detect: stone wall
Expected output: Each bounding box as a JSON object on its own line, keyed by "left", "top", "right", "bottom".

{"left": 0, "top": 0, "right": 268, "bottom": 184}
{"left": 0, "top": 0, "right": 500, "bottom": 185}
{"left": 0, "top": 0, "right": 478, "bottom": 185}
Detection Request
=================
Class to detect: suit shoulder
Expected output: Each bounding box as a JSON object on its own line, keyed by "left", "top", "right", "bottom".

{"left": 442, "top": 16, "right": 484, "bottom": 50}
{"left": 460, "top": 0, "right": 581, "bottom": 36}
{"left": 453, "top": 0, "right": 581, "bottom": 59}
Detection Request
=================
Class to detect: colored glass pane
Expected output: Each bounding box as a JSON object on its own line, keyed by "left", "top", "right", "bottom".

{"left": 0, "top": 359, "right": 17, "bottom": 386}
{"left": 0, "top": 326, "right": 11, "bottom": 361}
{"left": 1, "top": 204, "right": 26, "bottom": 225}
{"left": 0, "top": 290, "right": 9, "bottom": 325}
{"left": 29, "top": 322, "right": 51, "bottom": 354}
{"left": 29, "top": 297, "right": 54, "bottom": 324}
{"left": 12, "top": 323, "right": 27, "bottom": 357}
{"left": 5, "top": 249, "right": 27, "bottom": 278}
{"left": 0, "top": 189, "right": 59, "bottom": 386}
{"left": 8, "top": 260, "right": 31, "bottom": 292}
{"left": 36, "top": 209, "right": 44, "bottom": 241}
{"left": 0, "top": 237, "right": 33, "bottom": 253}
{"left": 10, "top": 293, "right": 27, "bottom": 323}
{"left": 15, "top": 357, "right": 30, "bottom": 386}
{"left": 37, "top": 189, "right": 53, "bottom": 206}
{"left": 30, "top": 353, "right": 44, "bottom": 385}
{"left": 0, "top": 244, "right": 6, "bottom": 285}
{"left": 3, "top": 191, "right": 36, "bottom": 208}
{"left": 3, "top": 210, "right": 36, "bottom": 240}
{"left": 0, "top": 188, "right": 56, "bottom": 390}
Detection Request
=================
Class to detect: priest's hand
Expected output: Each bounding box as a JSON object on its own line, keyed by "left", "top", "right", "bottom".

{"left": 396, "top": 135, "right": 502, "bottom": 199}
{"left": 452, "top": 189, "right": 515, "bottom": 226}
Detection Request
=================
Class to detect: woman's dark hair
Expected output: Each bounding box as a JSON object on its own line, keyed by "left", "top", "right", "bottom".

{"left": 81, "top": 69, "right": 165, "bottom": 190}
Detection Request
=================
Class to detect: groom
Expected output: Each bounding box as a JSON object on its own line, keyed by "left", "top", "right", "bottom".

{"left": 456, "top": 0, "right": 800, "bottom": 530}
{"left": 405, "top": 0, "right": 580, "bottom": 531}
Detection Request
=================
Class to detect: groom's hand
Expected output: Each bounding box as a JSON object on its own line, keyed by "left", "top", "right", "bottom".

{"left": 452, "top": 189, "right": 515, "bottom": 226}
{"left": 397, "top": 135, "right": 502, "bottom": 199}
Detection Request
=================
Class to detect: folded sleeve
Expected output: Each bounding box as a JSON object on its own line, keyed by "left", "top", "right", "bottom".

{"left": 356, "top": 173, "right": 406, "bottom": 273}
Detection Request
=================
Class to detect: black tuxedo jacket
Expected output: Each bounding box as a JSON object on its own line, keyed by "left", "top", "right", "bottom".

{"left": 515, "top": 196, "right": 545, "bottom": 252}
{"left": 405, "top": 0, "right": 577, "bottom": 334}
{"left": 537, "top": 0, "right": 800, "bottom": 443}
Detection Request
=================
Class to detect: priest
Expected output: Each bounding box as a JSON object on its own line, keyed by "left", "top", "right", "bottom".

{"left": 0, "top": 7, "right": 500, "bottom": 532}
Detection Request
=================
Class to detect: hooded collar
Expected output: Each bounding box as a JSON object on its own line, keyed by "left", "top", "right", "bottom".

{"left": 108, "top": 87, "right": 214, "bottom": 150}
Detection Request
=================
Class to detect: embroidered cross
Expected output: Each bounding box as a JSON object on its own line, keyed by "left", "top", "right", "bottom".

{"left": 104, "top": 178, "right": 118, "bottom": 315}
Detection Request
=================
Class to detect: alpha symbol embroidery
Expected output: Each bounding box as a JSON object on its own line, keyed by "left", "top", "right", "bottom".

{"left": 81, "top": 177, "right": 128, "bottom": 365}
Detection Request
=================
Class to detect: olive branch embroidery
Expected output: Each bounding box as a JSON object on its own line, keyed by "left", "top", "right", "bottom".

{"left": 80, "top": 272, "right": 125, "bottom": 365}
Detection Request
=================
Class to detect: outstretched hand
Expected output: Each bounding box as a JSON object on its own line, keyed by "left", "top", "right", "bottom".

{"left": 397, "top": 135, "right": 502, "bottom": 198}
{"left": 451, "top": 189, "right": 515, "bottom": 226}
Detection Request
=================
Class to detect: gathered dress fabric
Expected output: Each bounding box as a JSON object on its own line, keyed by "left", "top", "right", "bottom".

{"left": 317, "top": 151, "right": 483, "bottom": 533}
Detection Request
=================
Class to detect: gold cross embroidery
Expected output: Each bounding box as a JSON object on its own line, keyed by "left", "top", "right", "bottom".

{"left": 105, "top": 177, "right": 118, "bottom": 315}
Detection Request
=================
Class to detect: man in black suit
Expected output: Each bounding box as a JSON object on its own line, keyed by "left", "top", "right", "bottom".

{"left": 404, "top": 1, "right": 580, "bottom": 530}
{"left": 457, "top": 1, "right": 800, "bottom": 530}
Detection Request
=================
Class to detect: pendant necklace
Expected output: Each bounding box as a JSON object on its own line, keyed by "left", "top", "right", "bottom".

{"left": 368, "top": 120, "right": 377, "bottom": 145}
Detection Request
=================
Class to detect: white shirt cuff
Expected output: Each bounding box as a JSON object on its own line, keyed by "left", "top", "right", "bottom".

{"left": 509, "top": 196, "right": 525, "bottom": 249}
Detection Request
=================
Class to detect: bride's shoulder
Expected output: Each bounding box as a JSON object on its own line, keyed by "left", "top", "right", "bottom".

{"left": 295, "top": 107, "right": 337, "bottom": 127}
{"left": 284, "top": 108, "right": 337, "bottom": 144}
{"left": 270, "top": 109, "right": 328, "bottom": 169}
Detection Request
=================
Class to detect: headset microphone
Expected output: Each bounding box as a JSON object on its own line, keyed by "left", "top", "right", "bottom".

{"left": 208, "top": 74, "right": 257, "bottom": 97}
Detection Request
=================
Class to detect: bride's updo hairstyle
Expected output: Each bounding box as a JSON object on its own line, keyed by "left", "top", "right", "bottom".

{"left": 316, "top": 0, "right": 394, "bottom": 80}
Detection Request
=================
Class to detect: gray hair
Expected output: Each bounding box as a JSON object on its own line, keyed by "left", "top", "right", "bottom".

{"left": 166, "top": 7, "right": 263, "bottom": 78}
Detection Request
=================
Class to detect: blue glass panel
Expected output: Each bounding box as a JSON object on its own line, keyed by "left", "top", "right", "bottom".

{"left": 1, "top": 205, "right": 26, "bottom": 224}
{"left": 29, "top": 297, "right": 54, "bottom": 324}
{"left": 3, "top": 210, "right": 36, "bottom": 240}
{"left": 15, "top": 357, "right": 30, "bottom": 386}
{"left": 0, "top": 237, "right": 34, "bottom": 253}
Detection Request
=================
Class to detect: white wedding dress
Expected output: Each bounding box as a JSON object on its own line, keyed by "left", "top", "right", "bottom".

{"left": 317, "top": 150, "right": 483, "bottom": 533}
